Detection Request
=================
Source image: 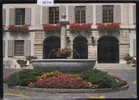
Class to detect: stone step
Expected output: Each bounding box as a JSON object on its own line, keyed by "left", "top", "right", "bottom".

{"left": 95, "top": 63, "right": 135, "bottom": 70}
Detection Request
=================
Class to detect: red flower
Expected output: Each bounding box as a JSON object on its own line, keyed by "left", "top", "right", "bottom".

{"left": 8, "top": 25, "right": 29, "bottom": 32}
{"left": 97, "top": 22, "right": 120, "bottom": 31}
{"left": 43, "top": 24, "right": 61, "bottom": 32}
{"left": 69, "top": 23, "right": 92, "bottom": 32}
{"left": 33, "top": 73, "right": 87, "bottom": 88}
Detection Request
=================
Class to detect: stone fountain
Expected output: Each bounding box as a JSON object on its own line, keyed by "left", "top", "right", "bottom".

{"left": 32, "top": 14, "right": 96, "bottom": 73}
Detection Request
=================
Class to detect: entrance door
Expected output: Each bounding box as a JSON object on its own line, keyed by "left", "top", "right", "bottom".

{"left": 43, "top": 36, "right": 60, "bottom": 59}
{"left": 73, "top": 36, "right": 88, "bottom": 59}
{"left": 98, "top": 36, "right": 119, "bottom": 63}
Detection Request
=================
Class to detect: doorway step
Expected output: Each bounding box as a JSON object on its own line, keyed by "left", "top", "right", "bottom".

{"left": 95, "top": 63, "right": 135, "bottom": 70}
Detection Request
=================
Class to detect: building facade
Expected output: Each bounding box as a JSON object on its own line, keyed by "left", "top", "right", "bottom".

{"left": 3, "top": 3, "right": 136, "bottom": 68}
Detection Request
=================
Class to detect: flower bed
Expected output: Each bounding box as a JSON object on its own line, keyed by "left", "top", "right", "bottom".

{"left": 69, "top": 23, "right": 92, "bottom": 32}
{"left": 43, "top": 24, "right": 61, "bottom": 32}
{"left": 97, "top": 23, "right": 120, "bottom": 32}
{"left": 8, "top": 25, "right": 29, "bottom": 32}
{"left": 5, "top": 68, "right": 128, "bottom": 89}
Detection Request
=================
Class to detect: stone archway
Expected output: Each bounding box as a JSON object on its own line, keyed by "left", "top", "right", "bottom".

{"left": 43, "top": 36, "right": 60, "bottom": 59}
{"left": 73, "top": 36, "right": 88, "bottom": 59}
{"left": 98, "top": 36, "right": 119, "bottom": 63}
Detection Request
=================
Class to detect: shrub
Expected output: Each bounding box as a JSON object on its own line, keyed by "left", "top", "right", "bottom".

{"left": 17, "top": 60, "right": 27, "bottom": 67}
{"left": 80, "top": 69, "right": 120, "bottom": 88}
{"left": 5, "top": 68, "right": 48, "bottom": 87}
{"left": 123, "top": 54, "right": 133, "bottom": 64}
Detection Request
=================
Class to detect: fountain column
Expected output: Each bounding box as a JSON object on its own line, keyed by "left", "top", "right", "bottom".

{"left": 60, "top": 14, "right": 69, "bottom": 49}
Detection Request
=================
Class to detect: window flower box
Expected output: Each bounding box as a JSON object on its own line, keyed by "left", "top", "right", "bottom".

{"left": 8, "top": 25, "right": 29, "bottom": 32}
{"left": 69, "top": 23, "right": 92, "bottom": 32}
{"left": 97, "top": 22, "right": 120, "bottom": 31}
{"left": 43, "top": 24, "right": 61, "bottom": 32}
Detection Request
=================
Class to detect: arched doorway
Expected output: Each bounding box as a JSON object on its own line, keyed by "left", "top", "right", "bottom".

{"left": 98, "top": 36, "right": 119, "bottom": 63}
{"left": 73, "top": 36, "right": 88, "bottom": 59}
{"left": 43, "top": 36, "right": 60, "bottom": 59}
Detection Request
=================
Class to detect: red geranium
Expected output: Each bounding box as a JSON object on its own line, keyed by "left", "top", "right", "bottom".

{"left": 43, "top": 24, "right": 61, "bottom": 32}
{"left": 69, "top": 23, "right": 92, "bottom": 32}
{"left": 8, "top": 25, "right": 29, "bottom": 32}
{"left": 34, "top": 73, "right": 87, "bottom": 88}
{"left": 97, "top": 23, "right": 120, "bottom": 31}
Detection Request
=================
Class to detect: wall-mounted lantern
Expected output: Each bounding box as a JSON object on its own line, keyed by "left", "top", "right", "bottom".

{"left": 91, "top": 36, "right": 95, "bottom": 46}
{"left": 66, "top": 36, "right": 71, "bottom": 44}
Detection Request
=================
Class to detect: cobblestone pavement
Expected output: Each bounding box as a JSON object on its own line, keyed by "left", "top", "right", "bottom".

{"left": 3, "top": 66, "right": 137, "bottom": 100}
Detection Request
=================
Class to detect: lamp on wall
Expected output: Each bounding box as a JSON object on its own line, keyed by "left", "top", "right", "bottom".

{"left": 91, "top": 36, "right": 95, "bottom": 46}
{"left": 66, "top": 36, "right": 71, "bottom": 44}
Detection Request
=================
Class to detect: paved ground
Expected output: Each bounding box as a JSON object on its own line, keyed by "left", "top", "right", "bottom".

{"left": 3, "top": 64, "right": 137, "bottom": 100}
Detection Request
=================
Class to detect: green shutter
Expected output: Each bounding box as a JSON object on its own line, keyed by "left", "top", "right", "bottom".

{"left": 133, "top": 5, "right": 136, "bottom": 24}
{"left": 3, "top": 40, "right": 5, "bottom": 57}
{"left": 114, "top": 5, "right": 121, "bottom": 23}
{"left": 86, "top": 5, "right": 93, "bottom": 24}
{"left": 96, "top": 5, "right": 102, "bottom": 24}
{"left": 9, "top": 8, "right": 15, "bottom": 25}
{"left": 25, "top": 8, "right": 31, "bottom": 25}
{"left": 42, "top": 7, "right": 48, "bottom": 24}
{"left": 24, "top": 40, "right": 31, "bottom": 56}
{"left": 59, "top": 6, "right": 66, "bottom": 21}
{"left": 8, "top": 40, "right": 14, "bottom": 57}
{"left": 133, "top": 39, "right": 136, "bottom": 56}
{"left": 68, "top": 6, "right": 75, "bottom": 24}
{"left": 3, "top": 9, "right": 6, "bottom": 25}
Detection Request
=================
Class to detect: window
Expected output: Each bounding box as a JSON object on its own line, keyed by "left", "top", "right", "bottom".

{"left": 49, "top": 7, "right": 59, "bottom": 24}
{"left": 14, "top": 40, "right": 24, "bottom": 56}
{"left": 75, "top": 6, "right": 86, "bottom": 23}
{"left": 103, "top": 5, "right": 113, "bottom": 23}
{"left": 15, "top": 8, "right": 25, "bottom": 25}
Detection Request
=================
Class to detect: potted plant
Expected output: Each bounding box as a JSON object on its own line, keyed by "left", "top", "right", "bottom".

{"left": 123, "top": 54, "right": 133, "bottom": 64}
{"left": 17, "top": 59, "right": 27, "bottom": 67}
{"left": 97, "top": 22, "right": 120, "bottom": 32}
{"left": 69, "top": 23, "right": 92, "bottom": 32}
{"left": 8, "top": 25, "right": 29, "bottom": 32}
{"left": 48, "top": 47, "right": 72, "bottom": 59}
{"left": 43, "top": 24, "right": 61, "bottom": 32}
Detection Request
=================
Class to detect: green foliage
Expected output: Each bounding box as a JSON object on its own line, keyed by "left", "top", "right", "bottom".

{"left": 123, "top": 54, "right": 133, "bottom": 64}
{"left": 5, "top": 68, "right": 48, "bottom": 87}
{"left": 80, "top": 69, "right": 120, "bottom": 88}
{"left": 17, "top": 60, "right": 27, "bottom": 67}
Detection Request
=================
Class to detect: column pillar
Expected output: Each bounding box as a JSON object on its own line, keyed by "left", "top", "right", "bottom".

{"left": 60, "top": 13, "right": 69, "bottom": 49}
{"left": 60, "top": 25, "right": 66, "bottom": 48}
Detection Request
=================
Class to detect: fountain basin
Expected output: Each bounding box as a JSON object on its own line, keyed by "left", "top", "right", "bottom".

{"left": 32, "top": 59, "right": 96, "bottom": 73}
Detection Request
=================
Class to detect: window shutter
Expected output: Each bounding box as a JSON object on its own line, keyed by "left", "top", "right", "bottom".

{"left": 68, "top": 6, "right": 75, "bottom": 24}
{"left": 133, "top": 39, "right": 136, "bottom": 56}
{"left": 96, "top": 5, "right": 102, "bottom": 24}
{"left": 42, "top": 7, "right": 48, "bottom": 24}
{"left": 9, "top": 8, "right": 15, "bottom": 25}
{"left": 35, "top": 7, "right": 41, "bottom": 25}
{"left": 59, "top": 6, "right": 66, "bottom": 21}
{"left": 24, "top": 40, "right": 31, "bottom": 56}
{"left": 3, "top": 9, "right": 6, "bottom": 26}
{"left": 25, "top": 8, "right": 31, "bottom": 25}
{"left": 8, "top": 40, "right": 14, "bottom": 57}
{"left": 86, "top": 5, "right": 93, "bottom": 24}
{"left": 114, "top": 5, "right": 121, "bottom": 23}
{"left": 3, "top": 40, "right": 5, "bottom": 57}
{"left": 133, "top": 5, "right": 136, "bottom": 24}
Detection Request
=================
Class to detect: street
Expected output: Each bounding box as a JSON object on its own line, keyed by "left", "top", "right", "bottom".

{"left": 3, "top": 67, "right": 137, "bottom": 99}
